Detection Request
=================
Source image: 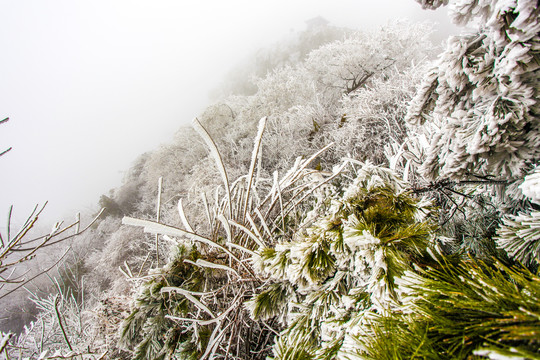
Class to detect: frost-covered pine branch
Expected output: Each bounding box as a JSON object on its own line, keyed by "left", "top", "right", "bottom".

{"left": 247, "top": 162, "right": 436, "bottom": 359}
{"left": 406, "top": 0, "right": 540, "bottom": 181}
{"left": 496, "top": 210, "right": 540, "bottom": 267}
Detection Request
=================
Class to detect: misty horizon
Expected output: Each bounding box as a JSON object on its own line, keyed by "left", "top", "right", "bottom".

{"left": 0, "top": 1, "right": 457, "bottom": 229}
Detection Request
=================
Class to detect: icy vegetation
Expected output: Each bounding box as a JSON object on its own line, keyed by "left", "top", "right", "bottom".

{"left": 1, "top": 0, "right": 539, "bottom": 359}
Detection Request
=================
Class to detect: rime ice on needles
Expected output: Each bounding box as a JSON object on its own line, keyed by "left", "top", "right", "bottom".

{"left": 519, "top": 167, "right": 540, "bottom": 205}
{"left": 406, "top": 0, "right": 540, "bottom": 181}
{"left": 496, "top": 211, "right": 540, "bottom": 266}
{"left": 249, "top": 163, "right": 435, "bottom": 359}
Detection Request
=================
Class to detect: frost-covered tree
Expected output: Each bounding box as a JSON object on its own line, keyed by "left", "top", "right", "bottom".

{"left": 306, "top": 21, "right": 433, "bottom": 99}
{"left": 405, "top": 0, "right": 540, "bottom": 275}
{"left": 133, "top": 20, "right": 435, "bottom": 238}
{"left": 211, "top": 21, "right": 350, "bottom": 100}
{"left": 325, "top": 65, "right": 427, "bottom": 163}
{"left": 407, "top": 0, "right": 540, "bottom": 181}
{"left": 243, "top": 21, "right": 435, "bottom": 173}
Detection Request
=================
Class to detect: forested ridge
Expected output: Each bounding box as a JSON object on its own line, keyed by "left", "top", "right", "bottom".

{"left": 1, "top": 0, "right": 539, "bottom": 359}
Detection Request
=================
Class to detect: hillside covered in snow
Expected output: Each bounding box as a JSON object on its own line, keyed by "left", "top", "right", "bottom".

{"left": 0, "top": 0, "right": 539, "bottom": 359}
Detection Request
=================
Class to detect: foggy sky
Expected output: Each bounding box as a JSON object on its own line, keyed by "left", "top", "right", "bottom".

{"left": 0, "top": 0, "right": 457, "bottom": 228}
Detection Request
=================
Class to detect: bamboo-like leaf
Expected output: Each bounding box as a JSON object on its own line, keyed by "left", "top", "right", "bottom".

{"left": 160, "top": 286, "right": 214, "bottom": 317}
{"left": 177, "top": 199, "right": 194, "bottom": 232}
{"left": 123, "top": 216, "right": 224, "bottom": 251}
{"left": 227, "top": 242, "right": 257, "bottom": 257}
{"left": 120, "top": 261, "right": 134, "bottom": 278}
{"left": 162, "top": 235, "right": 177, "bottom": 243}
{"left": 122, "top": 217, "right": 209, "bottom": 243}
{"left": 276, "top": 177, "right": 285, "bottom": 233}
{"left": 184, "top": 258, "right": 240, "bottom": 277}
{"left": 228, "top": 219, "right": 265, "bottom": 248}
{"left": 255, "top": 208, "right": 273, "bottom": 239}
{"left": 192, "top": 118, "right": 232, "bottom": 218}
{"left": 403, "top": 159, "right": 411, "bottom": 182}
{"left": 246, "top": 212, "right": 266, "bottom": 246}
{"left": 201, "top": 192, "right": 213, "bottom": 228}
{"left": 201, "top": 320, "right": 232, "bottom": 360}
{"left": 278, "top": 158, "right": 302, "bottom": 192}
{"left": 123, "top": 216, "right": 254, "bottom": 275}
{"left": 118, "top": 266, "right": 131, "bottom": 279}
{"left": 291, "top": 142, "right": 334, "bottom": 183}
{"left": 282, "top": 161, "right": 347, "bottom": 219}
{"left": 270, "top": 170, "right": 280, "bottom": 203}
{"left": 387, "top": 140, "right": 406, "bottom": 171}
{"left": 242, "top": 117, "right": 267, "bottom": 221}
{"left": 166, "top": 311, "right": 226, "bottom": 327}
{"left": 161, "top": 286, "right": 213, "bottom": 297}
{"left": 166, "top": 291, "right": 242, "bottom": 326}
{"left": 274, "top": 143, "right": 333, "bottom": 195}
{"left": 217, "top": 214, "right": 232, "bottom": 244}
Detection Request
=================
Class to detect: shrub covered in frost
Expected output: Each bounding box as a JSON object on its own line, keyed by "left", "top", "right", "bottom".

{"left": 247, "top": 163, "right": 436, "bottom": 359}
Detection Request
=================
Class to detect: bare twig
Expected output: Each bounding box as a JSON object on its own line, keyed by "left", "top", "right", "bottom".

{"left": 0, "top": 147, "right": 11, "bottom": 158}
{"left": 0, "top": 333, "right": 13, "bottom": 353}
{"left": 10, "top": 207, "right": 105, "bottom": 252}
{"left": 0, "top": 117, "right": 11, "bottom": 158}
{"left": 0, "top": 248, "right": 70, "bottom": 301}
{"left": 411, "top": 178, "right": 508, "bottom": 194}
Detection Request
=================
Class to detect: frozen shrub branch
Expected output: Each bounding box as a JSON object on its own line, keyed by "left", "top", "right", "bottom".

{"left": 0, "top": 205, "right": 104, "bottom": 300}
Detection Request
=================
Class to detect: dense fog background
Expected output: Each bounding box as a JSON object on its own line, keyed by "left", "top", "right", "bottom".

{"left": 0, "top": 0, "right": 455, "bottom": 228}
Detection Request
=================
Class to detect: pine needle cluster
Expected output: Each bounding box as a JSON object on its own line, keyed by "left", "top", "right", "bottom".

{"left": 363, "top": 256, "right": 540, "bottom": 359}
{"left": 247, "top": 163, "right": 437, "bottom": 359}
{"left": 120, "top": 245, "right": 207, "bottom": 359}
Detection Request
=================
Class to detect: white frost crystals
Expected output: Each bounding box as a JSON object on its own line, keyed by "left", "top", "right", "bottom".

{"left": 496, "top": 210, "right": 540, "bottom": 266}
{"left": 519, "top": 167, "right": 540, "bottom": 205}
{"left": 248, "top": 162, "right": 436, "bottom": 359}
{"left": 407, "top": 0, "right": 540, "bottom": 181}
